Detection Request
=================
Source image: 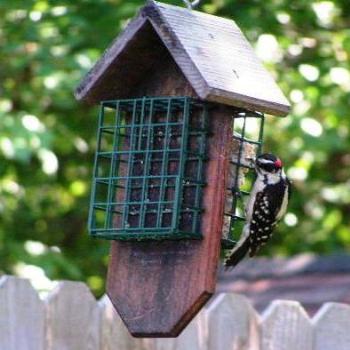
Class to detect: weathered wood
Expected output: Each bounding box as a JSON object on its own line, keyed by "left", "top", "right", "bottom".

{"left": 152, "top": 2, "right": 290, "bottom": 116}
{"left": 206, "top": 293, "right": 260, "bottom": 350}
{"left": 74, "top": 13, "right": 149, "bottom": 102}
{"left": 153, "top": 308, "right": 206, "bottom": 350}
{"left": 313, "top": 302, "right": 350, "bottom": 350}
{"left": 74, "top": 13, "right": 200, "bottom": 104}
{"left": 45, "top": 281, "right": 100, "bottom": 350}
{"left": 261, "top": 300, "right": 312, "bottom": 350}
{"left": 75, "top": 1, "right": 290, "bottom": 116}
{"left": 5, "top": 277, "right": 350, "bottom": 349}
{"left": 74, "top": 0, "right": 290, "bottom": 337}
{"left": 170, "top": 306, "right": 206, "bottom": 350}
{"left": 99, "top": 295, "right": 146, "bottom": 350}
{"left": 0, "top": 276, "right": 45, "bottom": 350}
{"left": 135, "top": 51, "right": 196, "bottom": 98}
{"left": 107, "top": 105, "right": 233, "bottom": 337}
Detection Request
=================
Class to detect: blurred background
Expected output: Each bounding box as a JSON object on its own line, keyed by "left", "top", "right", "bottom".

{"left": 0, "top": 0, "right": 350, "bottom": 298}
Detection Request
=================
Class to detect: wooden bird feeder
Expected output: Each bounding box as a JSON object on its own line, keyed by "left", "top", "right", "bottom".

{"left": 75, "top": 0, "right": 290, "bottom": 338}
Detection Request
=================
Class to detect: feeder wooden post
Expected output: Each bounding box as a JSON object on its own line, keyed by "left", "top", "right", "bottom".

{"left": 107, "top": 106, "right": 233, "bottom": 337}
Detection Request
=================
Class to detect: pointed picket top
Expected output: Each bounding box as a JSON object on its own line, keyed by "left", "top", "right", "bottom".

{"left": 171, "top": 308, "right": 207, "bottom": 350}
{"left": 261, "top": 300, "right": 312, "bottom": 350}
{"left": 99, "top": 295, "right": 147, "bottom": 350}
{"left": 153, "top": 308, "right": 207, "bottom": 350}
{"left": 206, "top": 293, "right": 260, "bottom": 350}
{"left": 312, "top": 302, "right": 350, "bottom": 350}
{"left": 0, "top": 275, "right": 45, "bottom": 350}
{"left": 75, "top": 1, "right": 290, "bottom": 116}
{"left": 45, "top": 281, "right": 100, "bottom": 350}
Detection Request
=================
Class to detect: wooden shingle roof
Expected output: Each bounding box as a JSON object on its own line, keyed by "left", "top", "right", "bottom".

{"left": 75, "top": 1, "right": 290, "bottom": 116}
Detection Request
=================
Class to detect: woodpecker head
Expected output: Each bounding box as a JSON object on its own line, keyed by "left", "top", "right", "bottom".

{"left": 255, "top": 153, "right": 283, "bottom": 175}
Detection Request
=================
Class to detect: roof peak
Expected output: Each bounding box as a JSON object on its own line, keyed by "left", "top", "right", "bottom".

{"left": 75, "top": 1, "right": 290, "bottom": 116}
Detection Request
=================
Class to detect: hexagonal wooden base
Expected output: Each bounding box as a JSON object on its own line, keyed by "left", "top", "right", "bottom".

{"left": 107, "top": 240, "right": 212, "bottom": 337}
{"left": 106, "top": 111, "right": 232, "bottom": 337}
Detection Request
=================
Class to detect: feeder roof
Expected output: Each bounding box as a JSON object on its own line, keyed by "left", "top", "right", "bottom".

{"left": 75, "top": 1, "right": 290, "bottom": 116}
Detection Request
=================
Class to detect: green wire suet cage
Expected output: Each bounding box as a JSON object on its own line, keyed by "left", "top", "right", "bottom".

{"left": 221, "top": 109, "right": 265, "bottom": 249}
{"left": 88, "top": 96, "right": 209, "bottom": 241}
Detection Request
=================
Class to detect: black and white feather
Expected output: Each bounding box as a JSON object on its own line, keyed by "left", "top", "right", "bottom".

{"left": 224, "top": 153, "right": 291, "bottom": 268}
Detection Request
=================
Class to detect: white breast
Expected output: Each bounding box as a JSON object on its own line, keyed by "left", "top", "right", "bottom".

{"left": 245, "top": 176, "right": 265, "bottom": 221}
{"left": 276, "top": 184, "right": 289, "bottom": 220}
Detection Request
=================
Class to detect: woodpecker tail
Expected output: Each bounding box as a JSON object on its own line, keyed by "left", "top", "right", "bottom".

{"left": 224, "top": 225, "right": 250, "bottom": 268}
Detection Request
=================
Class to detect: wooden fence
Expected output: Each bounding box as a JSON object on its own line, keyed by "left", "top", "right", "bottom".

{"left": 1, "top": 275, "right": 350, "bottom": 350}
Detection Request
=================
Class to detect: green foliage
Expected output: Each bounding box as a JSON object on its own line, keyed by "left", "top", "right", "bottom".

{"left": 0, "top": 0, "right": 349, "bottom": 296}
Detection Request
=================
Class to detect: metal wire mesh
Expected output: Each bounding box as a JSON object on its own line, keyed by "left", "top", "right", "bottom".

{"left": 89, "top": 97, "right": 208, "bottom": 241}
{"left": 221, "top": 110, "right": 265, "bottom": 249}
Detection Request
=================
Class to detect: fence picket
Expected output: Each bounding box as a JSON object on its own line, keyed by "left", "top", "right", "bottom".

{"left": 2, "top": 276, "right": 350, "bottom": 350}
{"left": 99, "top": 295, "right": 147, "bottom": 350}
{"left": 153, "top": 308, "right": 206, "bottom": 350}
{"left": 0, "top": 276, "right": 45, "bottom": 350}
{"left": 45, "top": 281, "right": 100, "bottom": 350}
{"left": 313, "top": 302, "right": 350, "bottom": 350}
{"left": 261, "top": 300, "right": 312, "bottom": 350}
{"left": 206, "top": 293, "right": 260, "bottom": 350}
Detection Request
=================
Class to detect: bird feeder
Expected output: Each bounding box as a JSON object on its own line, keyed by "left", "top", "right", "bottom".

{"left": 75, "top": 0, "right": 290, "bottom": 337}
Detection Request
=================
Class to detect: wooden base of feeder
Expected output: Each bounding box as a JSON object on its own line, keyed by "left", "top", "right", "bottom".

{"left": 107, "top": 110, "right": 233, "bottom": 337}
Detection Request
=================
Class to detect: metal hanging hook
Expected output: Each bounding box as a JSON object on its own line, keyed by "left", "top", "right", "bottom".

{"left": 183, "top": 0, "right": 201, "bottom": 10}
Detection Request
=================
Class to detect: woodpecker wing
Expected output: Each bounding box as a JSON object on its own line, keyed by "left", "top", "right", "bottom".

{"left": 248, "top": 178, "right": 289, "bottom": 257}
{"left": 224, "top": 173, "right": 291, "bottom": 267}
{"left": 248, "top": 192, "right": 275, "bottom": 256}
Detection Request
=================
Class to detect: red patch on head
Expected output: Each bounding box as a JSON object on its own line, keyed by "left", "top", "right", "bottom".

{"left": 275, "top": 159, "right": 282, "bottom": 168}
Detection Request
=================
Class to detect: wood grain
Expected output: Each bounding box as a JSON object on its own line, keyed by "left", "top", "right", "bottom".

{"left": 149, "top": 2, "right": 290, "bottom": 116}
{"left": 75, "top": 1, "right": 290, "bottom": 116}
{"left": 261, "top": 300, "right": 312, "bottom": 350}
{"left": 74, "top": 13, "right": 148, "bottom": 102}
{"left": 206, "top": 293, "right": 260, "bottom": 350}
{"left": 107, "top": 99, "right": 233, "bottom": 336}
{"left": 312, "top": 302, "right": 350, "bottom": 350}
{"left": 0, "top": 276, "right": 45, "bottom": 350}
{"left": 3, "top": 277, "right": 350, "bottom": 349}
{"left": 74, "top": 0, "right": 291, "bottom": 339}
{"left": 45, "top": 281, "right": 100, "bottom": 350}
{"left": 153, "top": 308, "right": 206, "bottom": 350}
{"left": 99, "top": 295, "right": 146, "bottom": 350}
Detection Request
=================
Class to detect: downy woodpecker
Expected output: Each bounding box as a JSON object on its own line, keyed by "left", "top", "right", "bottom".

{"left": 224, "top": 153, "right": 291, "bottom": 268}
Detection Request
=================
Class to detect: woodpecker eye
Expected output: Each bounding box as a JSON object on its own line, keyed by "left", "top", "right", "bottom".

{"left": 258, "top": 162, "right": 275, "bottom": 172}
{"left": 256, "top": 153, "right": 282, "bottom": 173}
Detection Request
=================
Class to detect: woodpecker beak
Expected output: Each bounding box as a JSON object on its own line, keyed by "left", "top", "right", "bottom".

{"left": 274, "top": 159, "right": 282, "bottom": 168}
